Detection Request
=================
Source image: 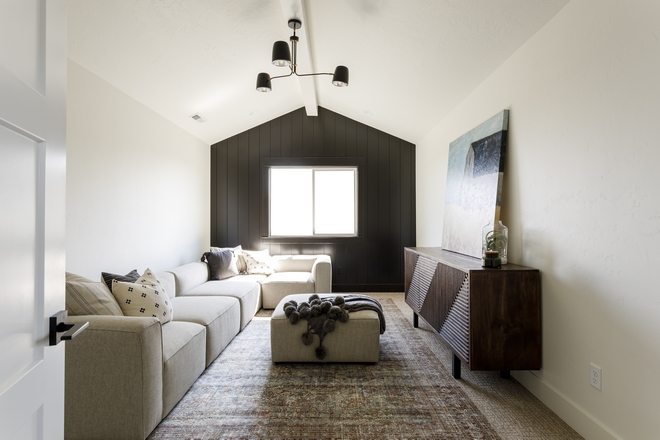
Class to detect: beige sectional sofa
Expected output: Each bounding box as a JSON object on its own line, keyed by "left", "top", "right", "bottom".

{"left": 64, "top": 254, "right": 331, "bottom": 440}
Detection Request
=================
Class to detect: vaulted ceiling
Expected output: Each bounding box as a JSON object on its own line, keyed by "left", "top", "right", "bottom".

{"left": 68, "top": 0, "right": 570, "bottom": 145}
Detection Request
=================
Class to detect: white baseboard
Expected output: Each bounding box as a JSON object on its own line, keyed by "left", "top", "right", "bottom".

{"left": 513, "top": 370, "right": 622, "bottom": 440}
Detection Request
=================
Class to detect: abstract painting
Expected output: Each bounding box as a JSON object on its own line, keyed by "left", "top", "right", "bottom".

{"left": 442, "top": 110, "right": 508, "bottom": 258}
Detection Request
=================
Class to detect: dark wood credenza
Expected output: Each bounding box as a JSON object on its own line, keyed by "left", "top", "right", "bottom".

{"left": 404, "top": 247, "right": 541, "bottom": 379}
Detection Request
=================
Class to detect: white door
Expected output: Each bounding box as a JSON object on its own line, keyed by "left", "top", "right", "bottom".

{"left": 0, "top": 1, "right": 67, "bottom": 439}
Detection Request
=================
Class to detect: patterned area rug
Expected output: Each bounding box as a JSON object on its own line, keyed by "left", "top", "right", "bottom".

{"left": 148, "top": 299, "right": 500, "bottom": 439}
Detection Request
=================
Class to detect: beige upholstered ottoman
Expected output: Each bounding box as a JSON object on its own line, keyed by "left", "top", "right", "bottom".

{"left": 270, "top": 293, "right": 381, "bottom": 363}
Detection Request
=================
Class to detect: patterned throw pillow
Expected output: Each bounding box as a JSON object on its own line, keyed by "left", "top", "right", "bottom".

{"left": 66, "top": 278, "right": 124, "bottom": 316}
{"left": 101, "top": 269, "right": 140, "bottom": 291}
{"left": 210, "top": 245, "right": 244, "bottom": 273}
{"left": 111, "top": 269, "right": 173, "bottom": 324}
{"left": 202, "top": 250, "right": 238, "bottom": 280}
{"left": 242, "top": 249, "right": 275, "bottom": 275}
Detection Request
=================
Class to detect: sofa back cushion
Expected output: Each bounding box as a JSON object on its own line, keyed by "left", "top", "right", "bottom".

{"left": 270, "top": 255, "right": 318, "bottom": 272}
{"left": 153, "top": 270, "right": 177, "bottom": 300}
{"left": 167, "top": 262, "right": 210, "bottom": 296}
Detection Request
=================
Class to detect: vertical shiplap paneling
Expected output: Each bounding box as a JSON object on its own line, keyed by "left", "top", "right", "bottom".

{"left": 238, "top": 132, "right": 250, "bottom": 246}
{"left": 335, "top": 114, "right": 346, "bottom": 158}
{"left": 389, "top": 137, "right": 402, "bottom": 284}
{"left": 213, "top": 140, "right": 228, "bottom": 246}
{"left": 324, "top": 110, "right": 336, "bottom": 157}
{"left": 226, "top": 137, "right": 239, "bottom": 246}
{"left": 377, "top": 131, "right": 391, "bottom": 284}
{"left": 366, "top": 126, "right": 380, "bottom": 284}
{"left": 401, "top": 141, "right": 416, "bottom": 255}
{"left": 345, "top": 117, "right": 356, "bottom": 158}
{"left": 210, "top": 140, "right": 218, "bottom": 245}
{"left": 355, "top": 121, "right": 369, "bottom": 286}
{"left": 248, "top": 127, "right": 261, "bottom": 250}
{"left": 302, "top": 112, "right": 314, "bottom": 157}
{"left": 211, "top": 107, "right": 415, "bottom": 291}
{"left": 281, "top": 112, "right": 292, "bottom": 157}
{"left": 313, "top": 112, "right": 324, "bottom": 157}
{"left": 291, "top": 108, "right": 303, "bottom": 157}
{"left": 270, "top": 116, "right": 281, "bottom": 157}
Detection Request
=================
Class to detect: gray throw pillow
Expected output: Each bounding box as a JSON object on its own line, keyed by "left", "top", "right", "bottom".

{"left": 201, "top": 250, "right": 238, "bottom": 280}
{"left": 101, "top": 269, "right": 140, "bottom": 291}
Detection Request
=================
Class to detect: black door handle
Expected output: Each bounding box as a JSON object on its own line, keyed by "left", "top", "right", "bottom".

{"left": 49, "top": 310, "right": 89, "bottom": 346}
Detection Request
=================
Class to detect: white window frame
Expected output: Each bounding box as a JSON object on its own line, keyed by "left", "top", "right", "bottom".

{"left": 269, "top": 166, "right": 358, "bottom": 237}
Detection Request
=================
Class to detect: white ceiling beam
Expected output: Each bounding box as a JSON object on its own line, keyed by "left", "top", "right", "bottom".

{"left": 279, "top": 0, "right": 319, "bottom": 116}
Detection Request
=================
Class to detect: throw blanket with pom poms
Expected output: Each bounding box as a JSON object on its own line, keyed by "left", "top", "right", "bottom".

{"left": 283, "top": 294, "right": 386, "bottom": 360}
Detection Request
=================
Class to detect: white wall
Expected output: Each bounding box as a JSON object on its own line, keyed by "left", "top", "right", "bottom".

{"left": 416, "top": 1, "right": 660, "bottom": 439}
{"left": 66, "top": 60, "right": 210, "bottom": 279}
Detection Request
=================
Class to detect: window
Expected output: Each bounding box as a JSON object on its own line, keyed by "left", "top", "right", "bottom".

{"left": 269, "top": 167, "right": 357, "bottom": 237}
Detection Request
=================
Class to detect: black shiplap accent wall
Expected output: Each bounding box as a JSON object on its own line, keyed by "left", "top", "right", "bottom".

{"left": 211, "top": 107, "right": 415, "bottom": 292}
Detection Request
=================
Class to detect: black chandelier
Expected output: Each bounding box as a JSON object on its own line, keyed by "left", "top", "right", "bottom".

{"left": 256, "top": 18, "right": 349, "bottom": 92}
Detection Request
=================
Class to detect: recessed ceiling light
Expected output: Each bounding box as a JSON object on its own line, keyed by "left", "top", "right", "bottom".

{"left": 189, "top": 113, "right": 206, "bottom": 123}
{"left": 364, "top": 110, "right": 374, "bottom": 117}
{"left": 249, "top": 109, "right": 260, "bottom": 116}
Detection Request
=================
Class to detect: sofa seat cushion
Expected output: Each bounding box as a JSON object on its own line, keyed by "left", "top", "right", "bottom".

{"left": 228, "top": 274, "right": 268, "bottom": 283}
{"left": 170, "top": 296, "right": 241, "bottom": 366}
{"left": 260, "top": 272, "right": 315, "bottom": 309}
{"left": 160, "top": 321, "right": 206, "bottom": 417}
{"left": 182, "top": 279, "right": 261, "bottom": 330}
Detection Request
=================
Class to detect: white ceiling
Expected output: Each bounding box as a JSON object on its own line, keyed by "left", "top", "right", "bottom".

{"left": 68, "top": 0, "right": 570, "bottom": 145}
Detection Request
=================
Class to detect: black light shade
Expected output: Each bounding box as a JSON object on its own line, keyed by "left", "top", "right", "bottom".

{"left": 256, "top": 73, "right": 272, "bottom": 92}
{"left": 271, "top": 41, "right": 291, "bottom": 67}
{"left": 332, "top": 65, "right": 349, "bottom": 87}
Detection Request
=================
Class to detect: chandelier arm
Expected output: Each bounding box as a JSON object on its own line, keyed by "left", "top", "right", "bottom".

{"left": 270, "top": 72, "right": 294, "bottom": 81}
{"left": 294, "top": 72, "right": 333, "bottom": 78}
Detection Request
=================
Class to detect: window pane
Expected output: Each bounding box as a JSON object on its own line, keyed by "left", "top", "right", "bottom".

{"left": 314, "top": 169, "right": 355, "bottom": 235}
{"left": 270, "top": 168, "right": 313, "bottom": 236}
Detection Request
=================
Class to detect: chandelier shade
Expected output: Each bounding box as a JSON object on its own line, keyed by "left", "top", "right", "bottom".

{"left": 271, "top": 41, "right": 291, "bottom": 67}
{"left": 256, "top": 73, "right": 272, "bottom": 92}
{"left": 256, "top": 18, "right": 349, "bottom": 93}
{"left": 332, "top": 66, "right": 349, "bottom": 87}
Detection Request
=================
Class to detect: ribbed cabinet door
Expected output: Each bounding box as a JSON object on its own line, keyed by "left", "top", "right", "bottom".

{"left": 437, "top": 267, "right": 470, "bottom": 363}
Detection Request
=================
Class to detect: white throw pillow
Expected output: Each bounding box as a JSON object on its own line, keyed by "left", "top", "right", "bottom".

{"left": 111, "top": 268, "right": 173, "bottom": 324}
{"left": 66, "top": 278, "right": 123, "bottom": 316}
{"left": 242, "top": 249, "right": 275, "bottom": 275}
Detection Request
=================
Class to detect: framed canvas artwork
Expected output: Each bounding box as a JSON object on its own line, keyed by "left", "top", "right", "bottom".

{"left": 442, "top": 110, "right": 508, "bottom": 258}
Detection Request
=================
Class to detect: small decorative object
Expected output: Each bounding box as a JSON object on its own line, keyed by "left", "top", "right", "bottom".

{"left": 482, "top": 220, "right": 508, "bottom": 264}
{"left": 482, "top": 250, "right": 502, "bottom": 268}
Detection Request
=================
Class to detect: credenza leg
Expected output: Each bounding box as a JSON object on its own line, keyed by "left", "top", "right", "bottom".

{"left": 413, "top": 312, "right": 419, "bottom": 328}
{"left": 500, "top": 370, "right": 511, "bottom": 379}
{"left": 452, "top": 353, "right": 461, "bottom": 379}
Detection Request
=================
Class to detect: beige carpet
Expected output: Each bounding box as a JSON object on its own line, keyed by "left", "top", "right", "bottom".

{"left": 148, "top": 293, "right": 581, "bottom": 440}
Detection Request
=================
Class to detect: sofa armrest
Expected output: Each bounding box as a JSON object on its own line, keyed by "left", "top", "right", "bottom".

{"left": 311, "top": 255, "right": 332, "bottom": 292}
{"left": 65, "top": 316, "right": 163, "bottom": 440}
